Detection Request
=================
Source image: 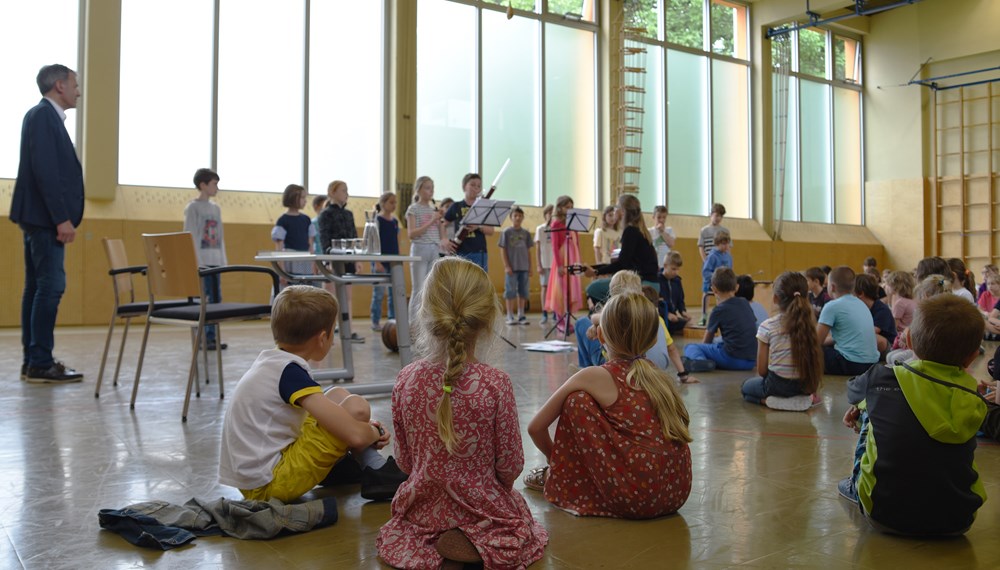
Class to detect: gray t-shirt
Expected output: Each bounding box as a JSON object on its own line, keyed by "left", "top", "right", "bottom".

{"left": 183, "top": 199, "right": 227, "bottom": 266}
{"left": 498, "top": 227, "right": 533, "bottom": 272}
{"left": 405, "top": 202, "right": 440, "bottom": 245}
{"left": 697, "top": 223, "right": 730, "bottom": 256}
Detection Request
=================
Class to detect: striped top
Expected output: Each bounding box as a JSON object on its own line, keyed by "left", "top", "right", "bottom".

{"left": 757, "top": 314, "right": 798, "bottom": 380}
{"left": 405, "top": 202, "right": 440, "bottom": 244}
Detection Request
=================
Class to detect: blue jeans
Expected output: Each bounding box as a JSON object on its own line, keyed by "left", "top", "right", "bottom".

{"left": 741, "top": 370, "right": 807, "bottom": 404}
{"left": 459, "top": 251, "right": 488, "bottom": 272}
{"left": 201, "top": 273, "right": 221, "bottom": 344}
{"left": 21, "top": 226, "right": 66, "bottom": 368}
{"left": 683, "top": 342, "right": 755, "bottom": 371}
{"left": 369, "top": 264, "right": 395, "bottom": 324}
{"left": 575, "top": 316, "right": 604, "bottom": 367}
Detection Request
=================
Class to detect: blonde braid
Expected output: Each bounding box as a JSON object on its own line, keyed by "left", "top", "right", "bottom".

{"left": 437, "top": 318, "right": 468, "bottom": 454}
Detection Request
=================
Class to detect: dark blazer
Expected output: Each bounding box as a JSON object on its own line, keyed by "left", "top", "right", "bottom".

{"left": 10, "top": 99, "right": 85, "bottom": 229}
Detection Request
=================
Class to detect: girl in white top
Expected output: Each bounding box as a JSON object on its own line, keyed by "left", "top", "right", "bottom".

{"left": 405, "top": 176, "right": 444, "bottom": 317}
{"left": 947, "top": 257, "right": 977, "bottom": 304}
{"left": 593, "top": 205, "right": 621, "bottom": 265}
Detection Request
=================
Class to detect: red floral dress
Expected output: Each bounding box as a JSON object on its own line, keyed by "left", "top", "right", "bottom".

{"left": 376, "top": 360, "right": 548, "bottom": 569}
{"left": 544, "top": 359, "right": 692, "bottom": 519}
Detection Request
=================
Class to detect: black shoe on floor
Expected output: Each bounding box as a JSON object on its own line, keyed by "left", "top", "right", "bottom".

{"left": 320, "top": 456, "right": 364, "bottom": 486}
{"left": 349, "top": 333, "right": 365, "bottom": 344}
{"left": 360, "top": 456, "right": 408, "bottom": 501}
{"left": 205, "top": 341, "right": 228, "bottom": 350}
{"left": 26, "top": 362, "right": 84, "bottom": 384}
{"left": 21, "top": 364, "right": 27, "bottom": 381}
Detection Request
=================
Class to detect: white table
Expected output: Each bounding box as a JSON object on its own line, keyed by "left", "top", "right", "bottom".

{"left": 255, "top": 252, "right": 419, "bottom": 395}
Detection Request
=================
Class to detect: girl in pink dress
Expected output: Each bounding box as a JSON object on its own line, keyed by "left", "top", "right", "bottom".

{"left": 376, "top": 257, "right": 547, "bottom": 569}
{"left": 526, "top": 292, "right": 693, "bottom": 519}
{"left": 544, "top": 195, "right": 582, "bottom": 334}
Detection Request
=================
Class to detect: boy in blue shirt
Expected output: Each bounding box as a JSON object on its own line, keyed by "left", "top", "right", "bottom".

{"left": 699, "top": 231, "right": 732, "bottom": 326}
{"left": 817, "top": 266, "right": 879, "bottom": 376}
{"left": 839, "top": 295, "right": 987, "bottom": 536}
{"left": 660, "top": 251, "right": 690, "bottom": 336}
{"left": 855, "top": 273, "right": 897, "bottom": 355}
{"left": 683, "top": 267, "right": 757, "bottom": 371}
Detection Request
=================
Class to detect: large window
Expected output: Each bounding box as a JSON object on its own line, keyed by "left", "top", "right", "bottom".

{"left": 119, "top": 0, "right": 386, "bottom": 195}
{"left": 416, "top": 0, "right": 597, "bottom": 208}
{"left": 772, "top": 27, "right": 863, "bottom": 224}
{"left": 631, "top": 0, "right": 752, "bottom": 218}
{"left": 0, "top": 1, "right": 79, "bottom": 178}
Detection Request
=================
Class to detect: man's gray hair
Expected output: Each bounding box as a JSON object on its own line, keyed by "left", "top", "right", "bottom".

{"left": 36, "top": 64, "right": 74, "bottom": 95}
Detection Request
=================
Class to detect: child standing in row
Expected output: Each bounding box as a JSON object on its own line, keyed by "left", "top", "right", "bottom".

{"left": 741, "top": 272, "right": 823, "bottom": 412}
{"left": 370, "top": 192, "right": 399, "bottom": 332}
{"left": 376, "top": 258, "right": 547, "bottom": 569}
{"left": 593, "top": 205, "right": 621, "bottom": 265}
{"left": 317, "top": 180, "right": 363, "bottom": 343}
{"left": 535, "top": 204, "right": 554, "bottom": 325}
{"left": 271, "top": 184, "right": 316, "bottom": 288}
{"left": 219, "top": 286, "right": 406, "bottom": 504}
{"left": 184, "top": 168, "right": 227, "bottom": 350}
{"left": 405, "top": 176, "right": 442, "bottom": 317}
{"left": 526, "top": 292, "right": 692, "bottom": 519}
{"left": 650, "top": 205, "right": 676, "bottom": 266}
{"left": 684, "top": 267, "right": 757, "bottom": 371}
{"left": 546, "top": 196, "right": 582, "bottom": 334}
{"left": 499, "top": 206, "right": 533, "bottom": 325}
{"left": 699, "top": 231, "right": 733, "bottom": 326}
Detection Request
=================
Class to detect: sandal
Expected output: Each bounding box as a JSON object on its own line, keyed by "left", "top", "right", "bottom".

{"left": 523, "top": 465, "right": 548, "bottom": 491}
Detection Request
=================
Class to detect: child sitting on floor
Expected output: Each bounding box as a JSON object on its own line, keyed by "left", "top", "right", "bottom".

{"left": 660, "top": 251, "right": 690, "bottom": 336}
{"left": 526, "top": 292, "right": 693, "bottom": 519}
{"left": 805, "top": 266, "right": 831, "bottom": 317}
{"left": 855, "top": 273, "right": 897, "bottom": 357}
{"left": 838, "top": 294, "right": 988, "bottom": 536}
{"left": 817, "top": 266, "right": 879, "bottom": 376}
{"left": 219, "top": 286, "right": 405, "bottom": 504}
{"left": 376, "top": 258, "right": 547, "bottom": 569}
{"left": 741, "top": 272, "right": 823, "bottom": 412}
{"left": 683, "top": 267, "right": 757, "bottom": 372}
{"left": 883, "top": 270, "right": 916, "bottom": 332}
{"left": 736, "top": 274, "right": 769, "bottom": 328}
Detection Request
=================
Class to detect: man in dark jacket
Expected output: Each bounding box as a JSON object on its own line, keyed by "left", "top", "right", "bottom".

{"left": 10, "top": 64, "right": 85, "bottom": 383}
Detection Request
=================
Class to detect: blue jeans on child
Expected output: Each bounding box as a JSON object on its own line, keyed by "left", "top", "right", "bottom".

{"left": 741, "top": 370, "right": 807, "bottom": 404}
{"left": 370, "top": 263, "right": 395, "bottom": 325}
{"left": 575, "top": 316, "right": 605, "bottom": 368}
{"left": 201, "top": 272, "right": 221, "bottom": 344}
{"left": 459, "top": 251, "right": 488, "bottom": 272}
{"left": 683, "top": 342, "right": 755, "bottom": 371}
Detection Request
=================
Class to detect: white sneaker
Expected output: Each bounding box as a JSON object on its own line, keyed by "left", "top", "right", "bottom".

{"left": 764, "top": 395, "right": 813, "bottom": 412}
{"left": 505, "top": 316, "right": 517, "bottom": 325}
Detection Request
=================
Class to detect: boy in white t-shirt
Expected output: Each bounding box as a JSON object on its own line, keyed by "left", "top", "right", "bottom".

{"left": 219, "top": 286, "right": 406, "bottom": 503}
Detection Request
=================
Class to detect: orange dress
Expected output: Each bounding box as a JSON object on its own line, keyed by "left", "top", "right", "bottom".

{"left": 543, "top": 359, "right": 692, "bottom": 519}
{"left": 544, "top": 218, "right": 582, "bottom": 315}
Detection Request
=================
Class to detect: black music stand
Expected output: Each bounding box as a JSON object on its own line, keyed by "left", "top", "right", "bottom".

{"left": 545, "top": 208, "right": 595, "bottom": 341}
{"left": 462, "top": 198, "right": 517, "bottom": 349}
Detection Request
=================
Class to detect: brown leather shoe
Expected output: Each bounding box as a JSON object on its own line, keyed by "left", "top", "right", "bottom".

{"left": 26, "top": 362, "right": 83, "bottom": 384}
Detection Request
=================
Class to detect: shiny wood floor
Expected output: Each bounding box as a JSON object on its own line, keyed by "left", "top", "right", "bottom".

{"left": 1, "top": 319, "right": 999, "bottom": 569}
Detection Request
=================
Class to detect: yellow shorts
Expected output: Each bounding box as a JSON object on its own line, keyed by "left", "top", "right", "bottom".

{"left": 241, "top": 414, "right": 349, "bottom": 502}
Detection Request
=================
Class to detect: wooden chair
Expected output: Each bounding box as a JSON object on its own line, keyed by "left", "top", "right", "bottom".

{"left": 132, "top": 232, "right": 279, "bottom": 421}
{"left": 95, "top": 238, "right": 194, "bottom": 398}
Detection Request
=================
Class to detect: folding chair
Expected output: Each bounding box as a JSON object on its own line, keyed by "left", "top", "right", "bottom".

{"left": 132, "top": 232, "right": 279, "bottom": 421}
{"left": 95, "top": 238, "right": 195, "bottom": 398}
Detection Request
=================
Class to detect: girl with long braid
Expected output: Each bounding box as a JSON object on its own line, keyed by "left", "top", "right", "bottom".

{"left": 376, "top": 258, "right": 547, "bottom": 570}
{"left": 526, "top": 292, "right": 693, "bottom": 519}
{"left": 740, "top": 271, "right": 823, "bottom": 411}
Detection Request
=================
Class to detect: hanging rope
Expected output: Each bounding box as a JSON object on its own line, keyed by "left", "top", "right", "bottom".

{"left": 772, "top": 34, "right": 792, "bottom": 240}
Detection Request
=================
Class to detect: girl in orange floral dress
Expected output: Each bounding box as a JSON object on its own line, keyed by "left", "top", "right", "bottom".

{"left": 526, "top": 292, "right": 693, "bottom": 519}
